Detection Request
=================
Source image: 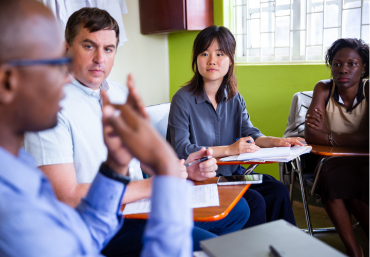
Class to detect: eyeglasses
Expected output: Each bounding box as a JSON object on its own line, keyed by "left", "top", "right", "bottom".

{"left": 7, "top": 57, "right": 72, "bottom": 67}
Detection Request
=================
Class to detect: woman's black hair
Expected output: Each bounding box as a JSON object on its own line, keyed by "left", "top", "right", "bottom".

{"left": 184, "top": 25, "right": 237, "bottom": 104}
{"left": 325, "top": 38, "right": 369, "bottom": 78}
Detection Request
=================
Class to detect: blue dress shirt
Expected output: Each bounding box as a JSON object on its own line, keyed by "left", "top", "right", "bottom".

{"left": 0, "top": 147, "right": 192, "bottom": 257}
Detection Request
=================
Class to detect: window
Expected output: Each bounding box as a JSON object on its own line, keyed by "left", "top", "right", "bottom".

{"left": 230, "top": 0, "right": 370, "bottom": 63}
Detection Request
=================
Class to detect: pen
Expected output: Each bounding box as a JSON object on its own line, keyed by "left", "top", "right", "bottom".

{"left": 269, "top": 245, "right": 285, "bottom": 257}
{"left": 236, "top": 138, "right": 253, "bottom": 143}
{"left": 184, "top": 156, "right": 212, "bottom": 167}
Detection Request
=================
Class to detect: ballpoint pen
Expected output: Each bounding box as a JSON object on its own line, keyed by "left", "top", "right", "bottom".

{"left": 184, "top": 156, "right": 212, "bottom": 167}
{"left": 236, "top": 138, "right": 253, "bottom": 143}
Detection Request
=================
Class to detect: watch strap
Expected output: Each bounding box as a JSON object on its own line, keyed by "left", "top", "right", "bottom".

{"left": 99, "top": 162, "right": 131, "bottom": 185}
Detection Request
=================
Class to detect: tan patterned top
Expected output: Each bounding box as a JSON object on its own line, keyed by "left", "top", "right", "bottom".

{"left": 325, "top": 79, "right": 368, "bottom": 134}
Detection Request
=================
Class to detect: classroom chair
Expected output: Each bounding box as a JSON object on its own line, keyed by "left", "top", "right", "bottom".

{"left": 141, "top": 103, "right": 171, "bottom": 179}
{"left": 145, "top": 102, "right": 171, "bottom": 139}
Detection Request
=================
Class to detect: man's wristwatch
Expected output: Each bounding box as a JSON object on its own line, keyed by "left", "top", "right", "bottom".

{"left": 99, "top": 162, "right": 131, "bottom": 185}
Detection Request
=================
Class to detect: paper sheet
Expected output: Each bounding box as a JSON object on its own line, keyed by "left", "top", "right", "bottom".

{"left": 220, "top": 145, "right": 312, "bottom": 162}
{"left": 122, "top": 198, "right": 152, "bottom": 215}
{"left": 123, "top": 184, "right": 220, "bottom": 215}
{"left": 237, "top": 147, "right": 291, "bottom": 160}
{"left": 191, "top": 184, "right": 219, "bottom": 208}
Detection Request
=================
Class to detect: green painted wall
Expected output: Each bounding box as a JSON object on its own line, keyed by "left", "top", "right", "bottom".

{"left": 168, "top": 2, "right": 331, "bottom": 178}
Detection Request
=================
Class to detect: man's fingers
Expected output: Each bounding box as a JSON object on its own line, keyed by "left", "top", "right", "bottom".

{"left": 188, "top": 147, "right": 207, "bottom": 162}
{"left": 179, "top": 159, "right": 185, "bottom": 165}
{"left": 126, "top": 74, "right": 149, "bottom": 119}
{"left": 104, "top": 104, "right": 139, "bottom": 143}
{"left": 200, "top": 164, "right": 218, "bottom": 173}
{"left": 199, "top": 158, "right": 217, "bottom": 169}
{"left": 102, "top": 105, "right": 116, "bottom": 122}
{"left": 201, "top": 171, "right": 217, "bottom": 178}
{"left": 180, "top": 171, "right": 188, "bottom": 179}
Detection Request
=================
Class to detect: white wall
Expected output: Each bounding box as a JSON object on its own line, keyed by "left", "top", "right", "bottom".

{"left": 108, "top": 0, "right": 169, "bottom": 106}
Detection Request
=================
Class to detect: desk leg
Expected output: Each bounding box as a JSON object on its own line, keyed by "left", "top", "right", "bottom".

{"left": 295, "top": 156, "right": 314, "bottom": 236}
{"left": 243, "top": 164, "right": 259, "bottom": 175}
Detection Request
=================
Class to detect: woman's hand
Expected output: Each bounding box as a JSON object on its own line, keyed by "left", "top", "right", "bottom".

{"left": 270, "top": 137, "right": 304, "bottom": 147}
{"left": 226, "top": 137, "right": 260, "bottom": 156}
{"left": 305, "top": 108, "right": 328, "bottom": 133}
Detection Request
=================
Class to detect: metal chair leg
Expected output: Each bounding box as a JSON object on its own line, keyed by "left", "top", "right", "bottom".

{"left": 291, "top": 156, "right": 360, "bottom": 235}
{"left": 295, "top": 156, "right": 314, "bottom": 236}
{"left": 289, "top": 163, "right": 295, "bottom": 205}
{"left": 301, "top": 222, "right": 360, "bottom": 234}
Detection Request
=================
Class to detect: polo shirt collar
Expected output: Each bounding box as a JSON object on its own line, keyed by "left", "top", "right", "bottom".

{"left": 195, "top": 86, "right": 228, "bottom": 104}
{"left": 0, "top": 146, "right": 44, "bottom": 197}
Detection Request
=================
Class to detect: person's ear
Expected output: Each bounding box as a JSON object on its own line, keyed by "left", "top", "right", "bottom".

{"left": 0, "top": 65, "right": 19, "bottom": 105}
{"left": 362, "top": 63, "right": 366, "bottom": 77}
{"left": 64, "top": 41, "right": 70, "bottom": 52}
{"left": 229, "top": 56, "right": 233, "bottom": 66}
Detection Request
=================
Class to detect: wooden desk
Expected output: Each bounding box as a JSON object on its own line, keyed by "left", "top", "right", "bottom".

{"left": 309, "top": 144, "right": 369, "bottom": 157}
{"left": 122, "top": 177, "right": 249, "bottom": 222}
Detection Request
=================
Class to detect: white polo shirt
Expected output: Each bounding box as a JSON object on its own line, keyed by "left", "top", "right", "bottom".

{"left": 24, "top": 78, "right": 143, "bottom": 183}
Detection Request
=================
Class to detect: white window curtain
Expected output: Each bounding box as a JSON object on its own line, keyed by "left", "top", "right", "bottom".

{"left": 39, "top": 0, "right": 128, "bottom": 47}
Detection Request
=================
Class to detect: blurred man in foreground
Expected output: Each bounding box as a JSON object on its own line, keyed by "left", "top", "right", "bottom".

{"left": 0, "top": 0, "right": 192, "bottom": 256}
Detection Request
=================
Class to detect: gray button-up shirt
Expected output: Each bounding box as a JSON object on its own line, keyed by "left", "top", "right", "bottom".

{"left": 167, "top": 86, "right": 264, "bottom": 176}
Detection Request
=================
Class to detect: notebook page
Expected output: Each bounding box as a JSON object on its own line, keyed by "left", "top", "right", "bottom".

{"left": 252, "top": 146, "right": 312, "bottom": 162}
{"left": 237, "top": 147, "right": 290, "bottom": 160}
{"left": 123, "top": 184, "right": 220, "bottom": 215}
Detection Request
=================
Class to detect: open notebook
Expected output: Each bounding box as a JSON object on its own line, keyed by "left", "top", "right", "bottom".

{"left": 220, "top": 145, "right": 312, "bottom": 162}
{"left": 123, "top": 184, "right": 220, "bottom": 215}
